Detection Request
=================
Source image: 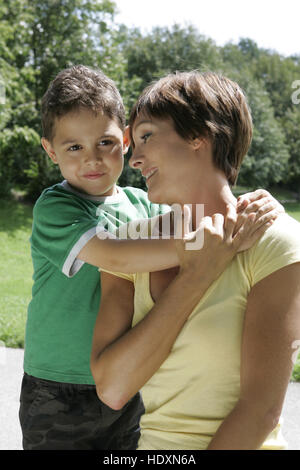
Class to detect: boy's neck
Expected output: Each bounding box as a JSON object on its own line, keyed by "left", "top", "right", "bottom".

{"left": 64, "top": 180, "right": 119, "bottom": 199}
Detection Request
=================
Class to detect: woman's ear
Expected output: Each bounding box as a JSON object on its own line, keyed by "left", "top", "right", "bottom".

{"left": 123, "top": 126, "right": 131, "bottom": 154}
{"left": 41, "top": 137, "right": 58, "bottom": 164}
{"left": 191, "top": 136, "right": 209, "bottom": 151}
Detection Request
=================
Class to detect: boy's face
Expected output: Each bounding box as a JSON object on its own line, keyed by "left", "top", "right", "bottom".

{"left": 42, "top": 108, "right": 127, "bottom": 197}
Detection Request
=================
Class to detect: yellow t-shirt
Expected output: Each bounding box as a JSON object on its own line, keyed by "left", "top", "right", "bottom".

{"left": 103, "top": 214, "right": 300, "bottom": 450}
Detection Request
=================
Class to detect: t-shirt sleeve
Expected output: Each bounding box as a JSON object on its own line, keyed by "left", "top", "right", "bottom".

{"left": 158, "top": 203, "right": 172, "bottom": 215}
{"left": 31, "top": 193, "right": 99, "bottom": 277}
{"left": 247, "top": 214, "right": 300, "bottom": 287}
{"left": 114, "top": 202, "right": 171, "bottom": 241}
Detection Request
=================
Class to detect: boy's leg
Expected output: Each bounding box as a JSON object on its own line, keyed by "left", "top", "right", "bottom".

{"left": 19, "top": 373, "right": 144, "bottom": 450}
{"left": 19, "top": 373, "right": 102, "bottom": 450}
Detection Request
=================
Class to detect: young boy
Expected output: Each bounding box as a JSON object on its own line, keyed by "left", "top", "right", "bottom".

{"left": 19, "top": 65, "right": 281, "bottom": 450}
{"left": 19, "top": 65, "right": 174, "bottom": 450}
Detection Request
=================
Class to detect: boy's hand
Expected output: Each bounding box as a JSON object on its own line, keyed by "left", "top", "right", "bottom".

{"left": 234, "top": 189, "right": 284, "bottom": 251}
{"left": 236, "top": 189, "right": 284, "bottom": 214}
{"left": 235, "top": 189, "right": 284, "bottom": 230}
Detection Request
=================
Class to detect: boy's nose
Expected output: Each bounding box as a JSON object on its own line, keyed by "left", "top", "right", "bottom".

{"left": 85, "top": 149, "right": 102, "bottom": 164}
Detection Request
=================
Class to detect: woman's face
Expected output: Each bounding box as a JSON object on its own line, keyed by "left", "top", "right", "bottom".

{"left": 129, "top": 114, "right": 200, "bottom": 205}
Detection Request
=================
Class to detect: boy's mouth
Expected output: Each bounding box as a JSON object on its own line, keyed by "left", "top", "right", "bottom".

{"left": 83, "top": 172, "right": 105, "bottom": 180}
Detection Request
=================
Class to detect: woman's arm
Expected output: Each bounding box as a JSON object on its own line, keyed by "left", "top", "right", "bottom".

{"left": 207, "top": 261, "right": 300, "bottom": 450}
{"left": 91, "top": 209, "right": 257, "bottom": 409}
{"left": 91, "top": 268, "right": 213, "bottom": 410}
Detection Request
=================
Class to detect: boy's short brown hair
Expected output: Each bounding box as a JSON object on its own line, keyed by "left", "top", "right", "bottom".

{"left": 42, "top": 65, "right": 126, "bottom": 142}
{"left": 129, "top": 71, "right": 253, "bottom": 186}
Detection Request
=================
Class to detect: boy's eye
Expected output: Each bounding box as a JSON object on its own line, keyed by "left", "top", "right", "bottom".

{"left": 141, "top": 133, "right": 151, "bottom": 144}
{"left": 68, "top": 144, "right": 81, "bottom": 152}
{"left": 99, "top": 139, "right": 113, "bottom": 146}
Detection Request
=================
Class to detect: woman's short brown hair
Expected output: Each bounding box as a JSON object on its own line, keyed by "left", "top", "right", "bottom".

{"left": 129, "top": 71, "right": 253, "bottom": 186}
{"left": 42, "top": 65, "right": 126, "bottom": 142}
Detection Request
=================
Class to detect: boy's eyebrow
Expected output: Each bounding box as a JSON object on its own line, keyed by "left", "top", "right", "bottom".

{"left": 60, "top": 135, "right": 117, "bottom": 146}
{"left": 60, "top": 139, "right": 77, "bottom": 145}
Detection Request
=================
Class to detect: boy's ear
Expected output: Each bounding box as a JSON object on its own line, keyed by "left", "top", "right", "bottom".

{"left": 41, "top": 137, "right": 58, "bottom": 164}
{"left": 123, "top": 126, "right": 131, "bottom": 154}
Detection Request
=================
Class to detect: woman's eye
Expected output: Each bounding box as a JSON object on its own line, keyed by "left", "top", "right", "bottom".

{"left": 141, "top": 133, "right": 151, "bottom": 143}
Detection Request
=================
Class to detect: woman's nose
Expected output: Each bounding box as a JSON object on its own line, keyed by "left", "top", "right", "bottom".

{"left": 129, "top": 148, "right": 144, "bottom": 169}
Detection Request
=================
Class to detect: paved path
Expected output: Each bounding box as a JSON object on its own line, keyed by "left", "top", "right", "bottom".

{"left": 0, "top": 348, "right": 299, "bottom": 450}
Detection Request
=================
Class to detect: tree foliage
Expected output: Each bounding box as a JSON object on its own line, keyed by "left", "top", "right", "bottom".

{"left": 281, "top": 107, "right": 300, "bottom": 193}
{"left": 0, "top": 0, "right": 121, "bottom": 198}
{"left": 0, "top": 3, "right": 299, "bottom": 200}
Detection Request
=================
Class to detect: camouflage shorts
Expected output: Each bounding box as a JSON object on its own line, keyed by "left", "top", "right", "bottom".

{"left": 19, "top": 373, "right": 144, "bottom": 450}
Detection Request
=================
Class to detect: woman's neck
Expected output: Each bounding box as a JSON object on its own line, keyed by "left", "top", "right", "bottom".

{"left": 177, "top": 175, "right": 237, "bottom": 231}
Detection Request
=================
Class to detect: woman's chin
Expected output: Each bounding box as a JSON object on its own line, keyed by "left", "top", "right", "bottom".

{"left": 147, "top": 188, "right": 164, "bottom": 205}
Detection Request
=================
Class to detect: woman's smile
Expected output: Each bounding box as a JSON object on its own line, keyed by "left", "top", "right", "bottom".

{"left": 142, "top": 167, "right": 158, "bottom": 182}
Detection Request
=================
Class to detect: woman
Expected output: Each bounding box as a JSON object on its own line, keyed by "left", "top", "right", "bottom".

{"left": 91, "top": 71, "right": 300, "bottom": 450}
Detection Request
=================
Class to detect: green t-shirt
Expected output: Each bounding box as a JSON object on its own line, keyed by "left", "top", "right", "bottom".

{"left": 24, "top": 180, "right": 169, "bottom": 384}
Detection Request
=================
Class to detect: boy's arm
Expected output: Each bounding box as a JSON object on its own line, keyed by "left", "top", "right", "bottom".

{"left": 78, "top": 190, "right": 281, "bottom": 273}
{"left": 77, "top": 230, "right": 179, "bottom": 273}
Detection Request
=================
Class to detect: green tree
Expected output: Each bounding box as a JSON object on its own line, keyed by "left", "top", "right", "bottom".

{"left": 0, "top": 0, "right": 118, "bottom": 199}
{"left": 96, "top": 25, "right": 143, "bottom": 116}
{"left": 0, "top": 126, "right": 41, "bottom": 198}
{"left": 281, "top": 107, "right": 300, "bottom": 194}
{"left": 216, "top": 46, "right": 292, "bottom": 189}
{"left": 1, "top": 10, "right": 299, "bottom": 197}
{"left": 254, "top": 52, "right": 300, "bottom": 119}
{"left": 117, "top": 24, "right": 225, "bottom": 190}
{"left": 236, "top": 77, "right": 290, "bottom": 188}
{"left": 124, "top": 24, "right": 223, "bottom": 89}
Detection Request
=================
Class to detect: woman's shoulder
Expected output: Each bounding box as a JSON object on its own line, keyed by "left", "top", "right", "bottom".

{"left": 257, "top": 213, "right": 300, "bottom": 250}
{"left": 246, "top": 214, "right": 300, "bottom": 287}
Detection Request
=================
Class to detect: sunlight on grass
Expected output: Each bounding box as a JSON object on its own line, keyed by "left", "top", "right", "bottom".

{"left": 0, "top": 200, "right": 33, "bottom": 348}
{"left": 284, "top": 203, "right": 300, "bottom": 222}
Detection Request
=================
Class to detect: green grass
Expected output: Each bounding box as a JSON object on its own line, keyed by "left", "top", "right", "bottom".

{"left": 284, "top": 202, "right": 300, "bottom": 222}
{"left": 292, "top": 354, "right": 300, "bottom": 382}
{"left": 0, "top": 196, "right": 299, "bottom": 380}
{"left": 0, "top": 199, "right": 33, "bottom": 348}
